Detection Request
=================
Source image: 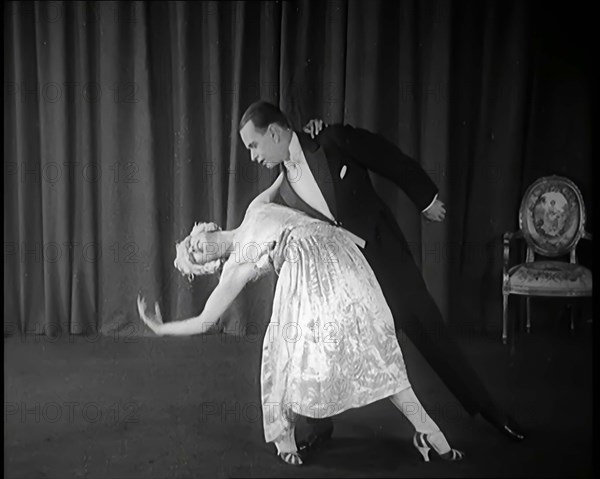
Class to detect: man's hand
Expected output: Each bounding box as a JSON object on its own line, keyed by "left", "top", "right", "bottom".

{"left": 422, "top": 198, "right": 446, "bottom": 222}
{"left": 303, "top": 119, "right": 328, "bottom": 138}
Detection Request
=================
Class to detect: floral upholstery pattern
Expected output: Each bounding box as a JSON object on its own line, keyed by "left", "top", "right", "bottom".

{"left": 508, "top": 261, "right": 592, "bottom": 296}
{"left": 520, "top": 181, "right": 582, "bottom": 256}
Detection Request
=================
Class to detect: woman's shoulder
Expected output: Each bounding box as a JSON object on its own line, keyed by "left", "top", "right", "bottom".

{"left": 246, "top": 201, "right": 288, "bottom": 216}
{"left": 244, "top": 200, "right": 274, "bottom": 218}
{"left": 236, "top": 202, "right": 283, "bottom": 238}
{"left": 243, "top": 201, "right": 318, "bottom": 229}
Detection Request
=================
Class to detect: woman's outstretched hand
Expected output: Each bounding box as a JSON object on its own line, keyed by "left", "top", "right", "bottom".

{"left": 303, "top": 118, "right": 328, "bottom": 139}
{"left": 137, "top": 295, "right": 164, "bottom": 336}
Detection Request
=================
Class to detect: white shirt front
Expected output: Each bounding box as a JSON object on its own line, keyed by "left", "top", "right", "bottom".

{"left": 284, "top": 132, "right": 336, "bottom": 222}
{"left": 284, "top": 132, "right": 366, "bottom": 248}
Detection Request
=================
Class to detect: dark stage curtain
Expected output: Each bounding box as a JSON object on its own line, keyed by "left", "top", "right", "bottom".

{"left": 4, "top": 0, "right": 592, "bottom": 338}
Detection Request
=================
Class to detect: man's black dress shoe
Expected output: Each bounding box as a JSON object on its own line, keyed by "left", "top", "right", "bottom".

{"left": 297, "top": 423, "right": 334, "bottom": 452}
{"left": 481, "top": 412, "right": 526, "bottom": 442}
{"left": 500, "top": 422, "right": 526, "bottom": 442}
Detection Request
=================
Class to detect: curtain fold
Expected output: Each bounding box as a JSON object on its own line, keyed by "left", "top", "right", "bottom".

{"left": 4, "top": 0, "right": 592, "bottom": 337}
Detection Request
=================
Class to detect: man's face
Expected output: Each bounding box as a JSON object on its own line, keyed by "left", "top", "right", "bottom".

{"left": 239, "top": 121, "right": 288, "bottom": 169}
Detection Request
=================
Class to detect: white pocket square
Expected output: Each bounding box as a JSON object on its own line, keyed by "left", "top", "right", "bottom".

{"left": 340, "top": 165, "right": 347, "bottom": 179}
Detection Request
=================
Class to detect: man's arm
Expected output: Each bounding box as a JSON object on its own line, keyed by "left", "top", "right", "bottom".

{"left": 248, "top": 171, "right": 284, "bottom": 209}
{"left": 320, "top": 124, "right": 439, "bottom": 213}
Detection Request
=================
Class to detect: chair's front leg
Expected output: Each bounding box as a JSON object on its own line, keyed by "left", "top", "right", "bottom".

{"left": 569, "top": 302, "right": 580, "bottom": 334}
{"left": 502, "top": 294, "right": 509, "bottom": 344}
{"left": 526, "top": 297, "right": 531, "bottom": 333}
{"left": 502, "top": 233, "right": 512, "bottom": 344}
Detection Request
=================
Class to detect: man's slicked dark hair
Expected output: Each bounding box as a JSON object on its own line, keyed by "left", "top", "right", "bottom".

{"left": 239, "top": 101, "right": 291, "bottom": 133}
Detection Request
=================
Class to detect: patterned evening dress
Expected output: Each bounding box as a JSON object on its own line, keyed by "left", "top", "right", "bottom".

{"left": 232, "top": 202, "right": 411, "bottom": 444}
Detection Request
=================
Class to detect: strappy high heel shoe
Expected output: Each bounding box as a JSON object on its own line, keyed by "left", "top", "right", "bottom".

{"left": 413, "top": 432, "right": 465, "bottom": 462}
{"left": 277, "top": 451, "right": 303, "bottom": 465}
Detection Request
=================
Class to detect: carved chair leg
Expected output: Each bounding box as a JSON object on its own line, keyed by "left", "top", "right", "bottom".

{"left": 526, "top": 297, "right": 531, "bottom": 334}
{"left": 519, "top": 296, "right": 526, "bottom": 333}
{"left": 502, "top": 294, "right": 508, "bottom": 344}
{"left": 570, "top": 302, "right": 578, "bottom": 335}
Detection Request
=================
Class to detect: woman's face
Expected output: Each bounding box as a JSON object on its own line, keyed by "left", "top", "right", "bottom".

{"left": 190, "top": 230, "right": 225, "bottom": 265}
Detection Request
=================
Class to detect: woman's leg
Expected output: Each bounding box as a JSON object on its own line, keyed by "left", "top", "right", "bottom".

{"left": 273, "top": 419, "right": 297, "bottom": 455}
{"left": 389, "top": 387, "right": 453, "bottom": 455}
{"left": 272, "top": 410, "right": 303, "bottom": 465}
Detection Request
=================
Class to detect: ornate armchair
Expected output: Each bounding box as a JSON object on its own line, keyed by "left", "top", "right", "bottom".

{"left": 502, "top": 175, "right": 592, "bottom": 344}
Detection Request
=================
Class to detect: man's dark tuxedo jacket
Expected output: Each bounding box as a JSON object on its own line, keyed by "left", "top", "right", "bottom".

{"left": 276, "top": 124, "right": 438, "bottom": 257}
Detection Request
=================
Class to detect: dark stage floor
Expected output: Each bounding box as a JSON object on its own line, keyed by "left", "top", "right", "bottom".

{"left": 4, "top": 315, "right": 593, "bottom": 478}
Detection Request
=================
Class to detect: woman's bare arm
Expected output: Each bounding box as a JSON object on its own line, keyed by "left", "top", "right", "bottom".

{"left": 138, "top": 259, "right": 256, "bottom": 336}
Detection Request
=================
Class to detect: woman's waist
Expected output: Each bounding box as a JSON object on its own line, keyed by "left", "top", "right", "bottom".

{"left": 285, "top": 220, "right": 343, "bottom": 241}
{"left": 270, "top": 224, "right": 345, "bottom": 274}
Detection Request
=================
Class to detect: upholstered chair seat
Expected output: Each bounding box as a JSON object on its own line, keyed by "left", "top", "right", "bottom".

{"left": 507, "top": 261, "right": 592, "bottom": 296}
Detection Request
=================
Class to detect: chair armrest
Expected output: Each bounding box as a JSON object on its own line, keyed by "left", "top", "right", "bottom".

{"left": 503, "top": 231, "right": 523, "bottom": 277}
{"left": 503, "top": 230, "right": 523, "bottom": 242}
{"left": 570, "top": 230, "right": 592, "bottom": 264}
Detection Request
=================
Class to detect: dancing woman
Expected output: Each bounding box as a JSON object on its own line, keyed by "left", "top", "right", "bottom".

{"left": 137, "top": 200, "right": 464, "bottom": 466}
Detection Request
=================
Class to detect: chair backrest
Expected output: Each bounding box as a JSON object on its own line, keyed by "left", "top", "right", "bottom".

{"left": 519, "top": 175, "right": 586, "bottom": 258}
